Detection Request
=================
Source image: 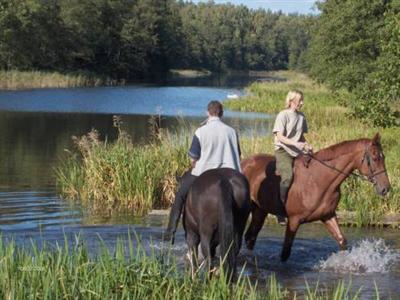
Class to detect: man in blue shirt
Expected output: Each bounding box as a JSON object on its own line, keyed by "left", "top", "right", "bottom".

{"left": 163, "top": 100, "right": 242, "bottom": 243}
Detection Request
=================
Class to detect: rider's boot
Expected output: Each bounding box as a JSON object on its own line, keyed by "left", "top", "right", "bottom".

{"left": 163, "top": 195, "right": 184, "bottom": 244}
{"left": 277, "top": 185, "right": 289, "bottom": 225}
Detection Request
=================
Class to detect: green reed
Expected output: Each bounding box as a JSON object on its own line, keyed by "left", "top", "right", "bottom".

{"left": 56, "top": 120, "right": 191, "bottom": 216}
{"left": 0, "top": 237, "right": 259, "bottom": 299}
{"left": 0, "top": 70, "right": 118, "bottom": 90}
{"left": 0, "top": 236, "right": 379, "bottom": 300}
{"left": 226, "top": 71, "right": 400, "bottom": 226}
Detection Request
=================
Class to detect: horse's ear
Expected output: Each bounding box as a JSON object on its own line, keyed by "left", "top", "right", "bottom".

{"left": 372, "top": 132, "right": 381, "bottom": 145}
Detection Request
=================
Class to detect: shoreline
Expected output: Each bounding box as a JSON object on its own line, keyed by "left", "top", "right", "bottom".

{"left": 149, "top": 209, "right": 400, "bottom": 228}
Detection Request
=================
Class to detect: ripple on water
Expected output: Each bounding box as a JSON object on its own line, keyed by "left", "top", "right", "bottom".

{"left": 316, "top": 239, "right": 400, "bottom": 274}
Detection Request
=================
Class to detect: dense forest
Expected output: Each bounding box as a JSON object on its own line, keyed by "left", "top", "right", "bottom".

{"left": 0, "top": 0, "right": 313, "bottom": 78}
{"left": 308, "top": 0, "right": 399, "bottom": 127}
{"left": 0, "top": 0, "right": 398, "bottom": 125}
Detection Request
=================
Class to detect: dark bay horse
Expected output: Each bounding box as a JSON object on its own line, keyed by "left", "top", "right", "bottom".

{"left": 241, "top": 133, "right": 390, "bottom": 261}
{"left": 183, "top": 168, "right": 251, "bottom": 280}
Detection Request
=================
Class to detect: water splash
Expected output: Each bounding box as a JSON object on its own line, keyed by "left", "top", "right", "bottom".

{"left": 317, "top": 239, "right": 400, "bottom": 274}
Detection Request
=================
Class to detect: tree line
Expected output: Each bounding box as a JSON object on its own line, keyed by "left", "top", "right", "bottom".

{"left": 307, "top": 0, "right": 399, "bottom": 127}
{"left": 1, "top": 0, "right": 398, "bottom": 126}
{"left": 0, "top": 0, "right": 313, "bottom": 79}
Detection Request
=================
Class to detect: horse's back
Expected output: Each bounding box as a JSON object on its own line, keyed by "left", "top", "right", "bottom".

{"left": 186, "top": 167, "right": 244, "bottom": 202}
{"left": 189, "top": 168, "right": 249, "bottom": 209}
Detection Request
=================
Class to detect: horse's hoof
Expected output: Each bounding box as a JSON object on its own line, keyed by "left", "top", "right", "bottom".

{"left": 339, "top": 240, "right": 348, "bottom": 251}
{"left": 280, "top": 249, "right": 290, "bottom": 262}
{"left": 245, "top": 240, "right": 255, "bottom": 250}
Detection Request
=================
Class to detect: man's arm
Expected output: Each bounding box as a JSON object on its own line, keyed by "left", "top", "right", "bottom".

{"left": 188, "top": 134, "right": 201, "bottom": 167}
{"left": 236, "top": 131, "right": 242, "bottom": 159}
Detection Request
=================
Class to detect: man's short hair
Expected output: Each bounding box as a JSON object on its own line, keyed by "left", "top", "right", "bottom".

{"left": 207, "top": 100, "right": 223, "bottom": 117}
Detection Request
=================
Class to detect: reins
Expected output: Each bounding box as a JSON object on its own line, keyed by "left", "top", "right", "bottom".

{"left": 305, "top": 150, "right": 387, "bottom": 183}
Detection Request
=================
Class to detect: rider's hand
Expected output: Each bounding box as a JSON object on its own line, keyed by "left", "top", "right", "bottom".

{"left": 304, "top": 143, "right": 313, "bottom": 153}
{"left": 296, "top": 142, "right": 306, "bottom": 151}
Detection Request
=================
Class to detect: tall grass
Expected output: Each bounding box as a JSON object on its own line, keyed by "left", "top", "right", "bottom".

{"left": 0, "top": 236, "right": 379, "bottom": 299}
{"left": 226, "top": 71, "right": 400, "bottom": 226}
{"left": 56, "top": 118, "right": 191, "bottom": 216}
{"left": 0, "top": 70, "right": 119, "bottom": 90}
{"left": 0, "top": 237, "right": 260, "bottom": 299}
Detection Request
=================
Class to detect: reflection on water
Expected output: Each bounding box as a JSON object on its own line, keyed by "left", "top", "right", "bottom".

{"left": 0, "top": 190, "right": 81, "bottom": 231}
{"left": 0, "top": 111, "right": 271, "bottom": 189}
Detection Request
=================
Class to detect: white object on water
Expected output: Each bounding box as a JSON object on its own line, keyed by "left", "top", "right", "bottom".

{"left": 227, "top": 93, "right": 240, "bottom": 99}
{"left": 316, "top": 239, "right": 400, "bottom": 274}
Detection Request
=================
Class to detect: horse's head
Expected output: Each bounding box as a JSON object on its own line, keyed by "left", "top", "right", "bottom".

{"left": 358, "top": 133, "right": 390, "bottom": 196}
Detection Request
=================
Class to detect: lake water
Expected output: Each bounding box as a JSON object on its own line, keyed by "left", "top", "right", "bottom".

{"left": 0, "top": 75, "right": 399, "bottom": 298}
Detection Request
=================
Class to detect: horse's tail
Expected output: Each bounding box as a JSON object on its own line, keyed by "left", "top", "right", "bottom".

{"left": 218, "top": 178, "right": 236, "bottom": 282}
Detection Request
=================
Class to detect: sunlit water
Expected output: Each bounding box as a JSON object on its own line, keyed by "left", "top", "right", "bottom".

{"left": 318, "top": 239, "right": 400, "bottom": 274}
{"left": 0, "top": 78, "right": 399, "bottom": 297}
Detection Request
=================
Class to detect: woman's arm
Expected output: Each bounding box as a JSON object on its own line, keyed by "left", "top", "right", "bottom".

{"left": 276, "top": 132, "right": 311, "bottom": 152}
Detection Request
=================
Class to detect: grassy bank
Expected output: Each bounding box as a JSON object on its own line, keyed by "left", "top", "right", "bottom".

{"left": 0, "top": 70, "right": 119, "bottom": 90}
{"left": 226, "top": 71, "right": 400, "bottom": 226}
{"left": 0, "top": 237, "right": 377, "bottom": 299}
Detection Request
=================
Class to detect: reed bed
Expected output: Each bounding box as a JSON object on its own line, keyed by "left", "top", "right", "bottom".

{"left": 227, "top": 71, "right": 400, "bottom": 226}
{"left": 56, "top": 119, "right": 191, "bottom": 216}
{"left": 0, "top": 70, "right": 118, "bottom": 90}
{"left": 0, "top": 236, "right": 377, "bottom": 299}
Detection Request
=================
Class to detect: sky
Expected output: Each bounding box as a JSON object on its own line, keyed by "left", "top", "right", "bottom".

{"left": 192, "top": 0, "right": 318, "bottom": 15}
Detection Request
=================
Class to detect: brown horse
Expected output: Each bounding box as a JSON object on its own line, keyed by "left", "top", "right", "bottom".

{"left": 241, "top": 133, "right": 390, "bottom": 262}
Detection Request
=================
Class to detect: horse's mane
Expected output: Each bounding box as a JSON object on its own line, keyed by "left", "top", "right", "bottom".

{"left": 313, "top": 138, "right": 370, "bottom": 162}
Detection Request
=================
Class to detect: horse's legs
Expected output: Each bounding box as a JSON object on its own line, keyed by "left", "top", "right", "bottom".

{"left": 186, "top": 230, "right": 200, "bottom": 278}
{"left": 234, "top": 217, "right": 246, "bottom": 255}
{"left": 322, "top": 215, "right": 347, "bottom": 250}
{"left": 200, "top": 234, "right": 212, "bottom": 273}
{"left": 281, "top": 217, "right": 300, "bottom": 262}
{"left": 244, "top": 205, "right": 267, "bottom": 250}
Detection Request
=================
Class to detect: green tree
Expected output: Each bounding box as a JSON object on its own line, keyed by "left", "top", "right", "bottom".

{"left": 0, "top": 0, "right": 68, "bottom": 70}
{"left": 308, "top": 0, "right": 387, "bottom": 91}
{"left": 352, "top": 4, "right": 400, "bottom": 127}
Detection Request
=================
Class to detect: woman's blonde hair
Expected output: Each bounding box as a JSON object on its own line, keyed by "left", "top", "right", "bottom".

{"left": 285, "top": 90, "right": 303, "bottom": 108}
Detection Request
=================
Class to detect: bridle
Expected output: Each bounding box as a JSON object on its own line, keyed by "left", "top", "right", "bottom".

{"left": 361, "top": 145, "right": 388, "bottom": 183}
{"left": 306, "top": 145, "right": 387, "bottom": 184}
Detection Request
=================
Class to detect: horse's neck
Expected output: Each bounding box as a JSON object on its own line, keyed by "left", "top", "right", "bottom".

{"left": 308, "top": 146, "right": 363, "bottom": 188}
